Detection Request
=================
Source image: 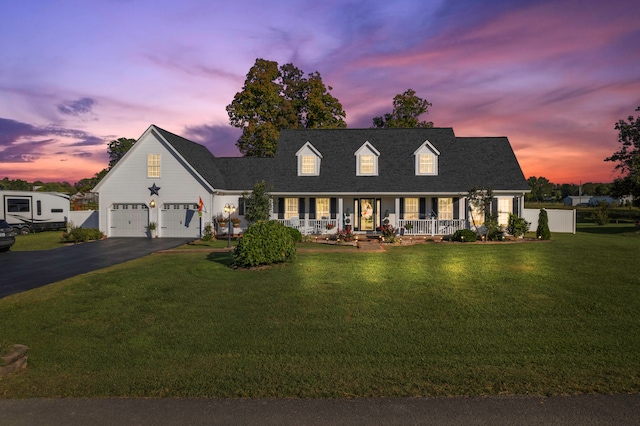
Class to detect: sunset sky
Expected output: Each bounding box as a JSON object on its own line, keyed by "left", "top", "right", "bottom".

{"left": 1, "top": 0, "right": 639, "bottom": 185}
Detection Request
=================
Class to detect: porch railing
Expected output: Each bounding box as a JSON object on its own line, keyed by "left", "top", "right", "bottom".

{"left": 398, "top": 219, "right": 466, "bottom": 236}
{"left": 275, "top": 218, "right": 466, "bottom": 236}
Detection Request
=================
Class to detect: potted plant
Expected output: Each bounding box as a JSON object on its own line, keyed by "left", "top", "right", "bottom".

{"left": 326, "top": 223, "right": 335, "bottom": 230}
{"left": 231, "top": 217, "right": 241, "bottom": 228}
{"left": 404, "top": 223, "right": 413, "bottom": 231}
{"left": 216, "top": 215, "right": 228, "bottom": 228}
{"left": 147, "top": 222, "right": 157, "bottom": 238}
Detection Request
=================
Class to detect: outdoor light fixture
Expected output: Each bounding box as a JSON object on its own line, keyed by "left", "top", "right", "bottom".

{"left": 223, "top": 203, "right": 236, "bottom": 248}
{"left": 150, "top": 200, "right": 156, "bottom": 208}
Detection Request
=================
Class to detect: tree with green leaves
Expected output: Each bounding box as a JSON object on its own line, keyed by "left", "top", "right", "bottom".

{"left": 526, "top": 176, "right": 554, "bottom": 202}
{"left": 242, "top": 180, "right": 273, "bottom": 224}
{"left": 606, "top": 106, "right": 640, "bottom": 200}
{"left": 372, "top": 89, "right": 433, "bottom": 128}
{"left": 108, "top": 137, "right": 136, "bottom": 169}
{"left": 226, "top": 58, "right": 346, "bottom": 157}
{"left": 467, "top": 186, "right": 496, "bottom": 242}
{"left": 536, "top": 209, "right": 551, "bottom": 240}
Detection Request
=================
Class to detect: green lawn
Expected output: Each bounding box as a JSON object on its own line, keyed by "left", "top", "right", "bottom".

{"left": 10, "top": 231, "right": 67, "bottom": 251}
{"left": 0, "top": 225, "right": 639, "bottom": 398}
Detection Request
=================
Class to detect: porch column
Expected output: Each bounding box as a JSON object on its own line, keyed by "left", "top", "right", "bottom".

{"left": 395, "top": 197, "right": 400, "bottom": 228}
{"left": 338, "top": 198, "right": 343, "bottom": 229}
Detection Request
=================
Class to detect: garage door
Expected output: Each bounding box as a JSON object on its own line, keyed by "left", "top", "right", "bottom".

{"left": 160, "top": 203, "right": 200, "bottom": 238}
{"left": 110, "top": 203, "right": 149, "bottom": 237}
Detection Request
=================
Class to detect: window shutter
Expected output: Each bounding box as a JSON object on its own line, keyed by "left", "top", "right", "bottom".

{"left": 419, "top": 197, "right": 427, "bottom": 219}
{"left": 299, "top": 198, "right": 305, "bottom": 216}
{"left": 512, "top": 197, "right": 519, "bottom": 216}
{"left": 238, "top": 197, "right": 245, "bottom": 216}
{"left": 453, "top": 198, "right": 459, "bottom": 220}
{"left": 432, "top": 198, "right": 438, "bottom": 216}
{"left": 330, "top": 198, "right": 337, "bottom": 219}
{"left": 399, "top": 198, "right": 405, "bottom": 220}
{"left": 491, "top": 199, "right": 498, "bottom": 217}
{"left": 277, "top": 198, "right": 284, "bottom": 220}
{"left": 309, "top": 198, "right": 316, "bottom": 219}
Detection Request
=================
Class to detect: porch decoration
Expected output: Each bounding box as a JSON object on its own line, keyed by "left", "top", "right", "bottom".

{"left": 326, "top": 223, "right": 335, "bottom": 230}
{"left": 148, "top": 183, "right": 161, "bottom": 196}
{"left": 231, "top": 217, "right": 241, "bottom": 228}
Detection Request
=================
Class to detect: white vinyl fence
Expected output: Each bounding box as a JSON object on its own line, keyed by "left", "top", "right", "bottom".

{"left": 69, "top": 210, "right": 99, "bottom": 229}
{"left": 522, "top": 208, "right": 576, "bottom": 234}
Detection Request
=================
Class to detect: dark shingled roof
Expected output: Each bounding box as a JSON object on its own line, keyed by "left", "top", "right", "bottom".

{"left": 153, "top": 126, "right": 529, "bottom": 194}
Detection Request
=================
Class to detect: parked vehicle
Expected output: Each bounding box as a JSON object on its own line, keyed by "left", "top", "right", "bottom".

{"left": 0, "top": 190, "right": 69, "bottom": 234}
{"left": 0, "top": 219, "right": 16, "bottom": 252}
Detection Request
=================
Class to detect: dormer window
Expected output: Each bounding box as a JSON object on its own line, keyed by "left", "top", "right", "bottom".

{"left": 414, "top": 140, "right": 440, "bottom": 175}
{"left": 355, "top": 142, "right": 380, "bottom": 176}
{"left": 296, "top": 142, "right": 322, "bottom": 176}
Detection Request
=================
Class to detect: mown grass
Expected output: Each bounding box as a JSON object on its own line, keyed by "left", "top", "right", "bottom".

{"left": 10, "top": 231, "right": 66, "bottom": 251}
{"left": 0, "top": 226, "right": 639, "bottom": 398}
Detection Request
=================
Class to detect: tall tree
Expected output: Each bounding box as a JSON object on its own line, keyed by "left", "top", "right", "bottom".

{"left": 605, "top": 106, "right": 640, "bottom": 199}
{"left": 372, "top": 89, "right": 433, "bottom": 128}
{"left": 242, "top": 180, "right": 273, "bottom": 224}
{"left": 227, "top": 58, "right": 346, "bottom": 157}
{"left": 526, "top": 176, "right": 553, "bottom": 202}
{"left": 108, "top": 137, "right": 136, "bottom": 169}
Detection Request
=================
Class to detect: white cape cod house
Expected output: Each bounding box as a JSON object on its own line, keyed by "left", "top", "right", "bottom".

{"left": 93, "top": 125, "right": 529, "bottom": 238}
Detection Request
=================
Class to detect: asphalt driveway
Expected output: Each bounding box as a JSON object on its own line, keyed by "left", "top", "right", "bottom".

{"left": 0, "top": 238, "right": 194, "bottom": 299}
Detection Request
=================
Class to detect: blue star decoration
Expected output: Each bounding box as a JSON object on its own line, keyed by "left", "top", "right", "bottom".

{"left": 148, "top": 183, "right": 161, "bottom": 196}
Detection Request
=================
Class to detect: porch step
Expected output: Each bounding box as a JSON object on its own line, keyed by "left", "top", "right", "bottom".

{"left": 357, "top": 240, "right": 385, "bottom": 252}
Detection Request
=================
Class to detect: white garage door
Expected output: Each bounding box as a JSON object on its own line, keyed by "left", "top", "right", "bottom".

{"left": 110, "top": 203, "right": 149, "bottom": 237}
{"left": 160, "top": 203, "right": 200, "bottom": 238}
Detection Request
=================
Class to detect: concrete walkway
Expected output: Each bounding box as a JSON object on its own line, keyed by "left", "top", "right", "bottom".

{"left": 1, "top": 395, "right": 639, "bottom": 425}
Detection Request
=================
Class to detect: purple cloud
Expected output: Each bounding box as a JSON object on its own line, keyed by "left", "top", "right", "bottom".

{"left": 57, "top": 97, "right": 97, "bottom": 117}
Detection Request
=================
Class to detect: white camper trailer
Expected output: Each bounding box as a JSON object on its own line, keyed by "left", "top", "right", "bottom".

{"left": 0, "top": 191, "right": 69, "bottom": 234}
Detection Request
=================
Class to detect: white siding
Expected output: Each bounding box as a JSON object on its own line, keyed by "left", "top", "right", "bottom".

{"left": 96, "top": 128, "right": 213, "bottom": 237}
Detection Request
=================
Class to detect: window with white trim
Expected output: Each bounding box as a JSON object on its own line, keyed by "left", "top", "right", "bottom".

{"left": 498, "top": 198, "right": 511, "bottom": 226}
{"left": 355, "top": 142, "right": 380, "bottom": 176}
{"left": 301, "top": 155, "right": 315, "bottom": 174}
{"left": 296, "top": 142, "right": 322, "bottom": 176}
{"left": 419, "top": 153, "right": 435, "bottom": 174}
{"left": 360, "top": 155, "right": 374, "bottom": 174}
{"left": 316, "top": 198, "right": 330, "bottom": 219}
{"left": 147, "top": 154, "right": 160, "bottom": 178}
{"left": 414, "top": 140, "right": 439, "bottom": 176}
{"left": 405, "top": 198, "right": 419, "bottom": 220}
{"left": 438, "top": 198, "right": 453, "bottom": 220}
{"left": 285, "top": 198, "right": 298, "bottom": 220}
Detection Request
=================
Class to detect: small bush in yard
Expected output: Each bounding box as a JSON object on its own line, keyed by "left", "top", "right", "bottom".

{"left": 591, "top": 201, "right": 610, "bottom": 225}
{"left": 287, "top": 227, "right": 302, "bottom": 243}
{"left": 507, "top": 213, "right": 530, "bottom": 238}
{"left": 536, "top": 209, "right": 551, "bottom": 240}
{"left": 233, "top": 220, "right": 296, "bottom": 268}
{"left": 61, "top": 227, "right": 104, "bottom": 243}
{"left": 452, "top": 229, "right": 477, "bottom": 242}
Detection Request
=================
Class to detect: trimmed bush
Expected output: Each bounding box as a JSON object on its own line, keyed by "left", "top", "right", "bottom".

{"left": 536, "top": 209, "right": 551, "bottom": 240}
{"left": 233, "top": 220, "right": 296, "bottom": 268}
{"left": 286, "top": 227, "right": 302, "bottom": 243}
{"left": 61, "top": 227, "right": 104, "bottom": 243}
{"left": 507, "top": 213, "right": 530, "bottom": 238}
{"left": 452, "top": 229, "right": 478, "bottom": 242}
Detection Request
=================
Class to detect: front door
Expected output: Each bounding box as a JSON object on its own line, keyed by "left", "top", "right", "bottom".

{"left": 359, "top": 198, "right": 375, "bottom": 231}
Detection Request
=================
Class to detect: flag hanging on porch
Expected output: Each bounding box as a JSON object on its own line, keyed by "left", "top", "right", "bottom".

{"left": 198, "top": 197, "right": 204, "bottom": 217}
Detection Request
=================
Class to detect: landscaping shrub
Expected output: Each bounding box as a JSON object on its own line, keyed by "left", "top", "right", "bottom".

{"left": 380, "top": 224, "right": 397, "bottom": 243}
{"left": 233, "top": 220, "right": 296, "bottom": 267}
{"left": 202, "top": 224, "right": 214, "bottom": 241}
{"left": 331, "top": 228, "right": 354, "bottom": 243}
{"left": 61, "top": 227, "right": 104, "bottom": 243}
{"left": 286, "top": 226, "right": 302, "bottom": 243}
{"left": 452, "top": 229, "right": 477, "bottom": 242}
{"left": 507, "top": 213, "right": 530, "bottom": 238}
{"left": 536, "top": 209, "right": 551, "bottom": 240}
{"left": 590, "top": 201, "right": 610, "bottom": 225}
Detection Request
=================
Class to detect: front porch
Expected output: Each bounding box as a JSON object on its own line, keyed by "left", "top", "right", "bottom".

{"left": 277, "top": 218, "right": 467, "bottom": 236}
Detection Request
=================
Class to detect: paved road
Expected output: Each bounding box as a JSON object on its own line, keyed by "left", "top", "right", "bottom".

{"left": 0, "top": 395, "right": 639, "bottom": 425}
{"left": 0, "top": 238, "right": 194, "bottom": 299}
